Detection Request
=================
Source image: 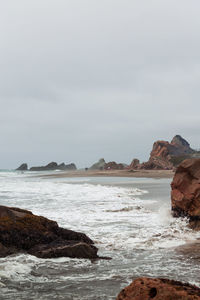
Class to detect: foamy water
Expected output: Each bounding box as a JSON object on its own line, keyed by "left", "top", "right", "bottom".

{"left": 0, "top": 171, "right": 200, "bottom": 299}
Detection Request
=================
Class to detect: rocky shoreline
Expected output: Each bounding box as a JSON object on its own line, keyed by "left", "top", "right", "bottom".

{"left": 0, "top": 206, "right": 99, "bottom": 259}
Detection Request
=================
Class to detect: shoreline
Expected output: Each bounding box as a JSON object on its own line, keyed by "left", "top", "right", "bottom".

{"left": 40, "top": 169, "right": 174, "bottom": 179}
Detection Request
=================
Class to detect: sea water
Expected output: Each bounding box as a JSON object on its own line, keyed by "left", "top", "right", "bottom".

{"left": 0, "top": 171, "right": 200, "bottom": 299}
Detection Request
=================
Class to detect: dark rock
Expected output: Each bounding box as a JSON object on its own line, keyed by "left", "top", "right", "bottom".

{"left": 57, "top": 163, "right": 77, "bottom": 170}
{"left": 171, "top": 158, "right": 200, "bottom": 229}
{"left": 16, "top": 163, "right": 28, "bottom": 171}
{"left": 116, "top": 277, "right": 200, "bottom": 300}
{"left": 0, "top": 205, "right": 98, "bottom": 259}
{"left": 30, "top": 162, "right": 77, "bottom": 171}
{"left": 30, "top": 162, "right": 58, "bottom": 171}
{"left": 89, "top": 158, "right": 106, "bottom": 170}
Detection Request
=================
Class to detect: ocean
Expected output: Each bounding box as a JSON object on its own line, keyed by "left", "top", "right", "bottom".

{"left": 0, "top": 171, "right": 200, "bottom": 299}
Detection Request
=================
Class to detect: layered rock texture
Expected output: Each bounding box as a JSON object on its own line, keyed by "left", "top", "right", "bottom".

{"left": 171, "top": 158, "right": 200, "bottom": 229}
{"left": 116, "top": 277, "right": 200, "bottom": 300}
{"left": 129, "top": 135, "right": 199, "bottom": 170}
{"left": 0, "top": 206, "right": 98, "bottom": 259}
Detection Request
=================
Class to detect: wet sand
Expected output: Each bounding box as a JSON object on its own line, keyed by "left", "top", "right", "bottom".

{"left": 41, "top": 169, "right": 174, "bottom": 179}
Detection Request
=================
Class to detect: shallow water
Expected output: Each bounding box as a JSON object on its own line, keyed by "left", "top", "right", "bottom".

{"left": 0, "top": 171, "right": 200, "bottom": 299}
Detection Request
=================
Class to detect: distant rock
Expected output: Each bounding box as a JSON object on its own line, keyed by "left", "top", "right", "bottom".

{"left": 0, "top": 205, "right": 98, "bottom": 259}
{"left": 171, "top": 158, "right": 200, "bottom": 229}
{"left": 16, "top": 163, "right": 28, "bottom": 171}
{"left": 116, "top": 277, "right": 200, "bottom": 299}
{"left": 104, "top": 161, "right": 124, "bottom": 170}
{"left": 89, "top": 158, "right": 106, "bottom": 170}
{"left": 57, "top": 163, "right": 77, "bottom": 171}
{"left": 129, "top": 159, "right": 140, "bottom": 169}
{"left": 30, "top": 162, "right": 77, "bottom": 171}
{"left": 128, "top": 135, "right": 199, "bottom": 170}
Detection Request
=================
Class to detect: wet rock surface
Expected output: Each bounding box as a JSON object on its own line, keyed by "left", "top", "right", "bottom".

{"left": 116, "top": 277, "right": 200, "bottom": 300}
{"left": 0, "top": 205, "right": 98, "bottom": 259}
{"left": 171, "top": 158, "right": 200, "bottom": 226}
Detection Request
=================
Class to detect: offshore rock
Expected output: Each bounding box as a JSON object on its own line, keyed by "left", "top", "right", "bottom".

{"left": 116, "top": 277, "right": 200, "bottom": 300}
{"left": 30, "top": 162, "right": 77, "bottom": 171}
{"left": 171, "top": 158, "right": 200, "bottom": 228}
{"left": 0, "top": 205, "right": 98, "bottom": 259}
{"left": 16, "top": 163, "right": 28, "bottom": 171}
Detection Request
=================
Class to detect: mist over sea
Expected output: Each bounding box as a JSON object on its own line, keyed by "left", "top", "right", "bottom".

{"left": 0, "top": 171, "right": 200, "bottom": 299}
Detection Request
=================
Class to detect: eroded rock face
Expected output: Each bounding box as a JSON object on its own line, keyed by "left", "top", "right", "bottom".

{"left": 171, "top": 158, "right": 200, "bottom": 227}
{"left": 0, "top": 205, "right": 98, "bottom": 259}
{"left": 128, "top": 135, "right": 198, "bottom": 170}
{"left": 116, "top": 277, "right": 200, "bottom": 300}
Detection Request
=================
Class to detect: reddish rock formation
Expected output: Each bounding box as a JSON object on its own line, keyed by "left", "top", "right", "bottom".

{"left": 171, "top": 158, "right": 200, "bottom": 228}
{"left": 116, "top": 277, "right": 200, "bottom": 300}
{"left": 128, "top": 135, "right": 198, "bottom": 170}
{"left": 0, "top": 205, "right": 98, "bottom": 259}
{"left": 129, "top": 159, "right": 140, "bottom": 169}
{"left": 104, "top": 161, "right": 124, "bottom": 170}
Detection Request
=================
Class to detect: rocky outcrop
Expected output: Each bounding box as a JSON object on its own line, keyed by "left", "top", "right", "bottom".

{"left": 171, "top": 158, "right": 200, "bottom": 229}
{"left": 16, "top": 163, "right": 28, "bottom": 171}
{"left": 104, "top": 161, "right": 124, "bottom": 170}
{"left": 89, "top": 158, "right": 106, "bottom": 170}
{"left": 128, "top": 135, "right": 199, "bottom": 170}
{"left": 30, "top": 162, "right": 77, "bottom": 171}
{"left": 116, "top": 277, "right": 200, "bottom": 300}
{"left": 0, "top": 205, "right": 98, "bottom": 259}
{"left": 129, "top": 159, "right": 140, "bottom": 169}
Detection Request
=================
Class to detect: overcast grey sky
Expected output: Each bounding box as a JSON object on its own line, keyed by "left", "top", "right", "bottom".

{"left": 0, "top": 0, "right": 200, "bottom": 169}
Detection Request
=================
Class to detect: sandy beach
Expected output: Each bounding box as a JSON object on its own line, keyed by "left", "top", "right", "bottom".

{"left": 41, "top": 169, "right": 174, "bottom": 179}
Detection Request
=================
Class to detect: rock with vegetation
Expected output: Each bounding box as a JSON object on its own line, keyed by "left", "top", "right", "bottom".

{"left": 0, "top": 205, "right": 98, "bottom": 259}
{"left": 116, "top": 277, "right": 200, "bottom": 300}
{"left": 16, "top": 163, "right": 28, "bottom": 171}
{"left": 171, "top": 158, "right": 200, "bottom": 229}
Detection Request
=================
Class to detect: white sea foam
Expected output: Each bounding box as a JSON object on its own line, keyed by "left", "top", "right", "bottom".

{"left": 0, "top": 172, "right": 200, "bottom": 298}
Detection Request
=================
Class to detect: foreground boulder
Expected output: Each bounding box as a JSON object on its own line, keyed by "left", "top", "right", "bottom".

{"left": 116, "top": 277, "right": 200, "bottom": 300}
{"left": 171, "top": 158, "right": 200, "bottom": 228}
{"left": 0, "top": 206, "right": 98, "bottom": 259}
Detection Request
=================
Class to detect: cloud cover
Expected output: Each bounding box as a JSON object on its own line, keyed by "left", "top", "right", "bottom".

{"left": 0, "top": 0, "right": 200, "bottom": 168}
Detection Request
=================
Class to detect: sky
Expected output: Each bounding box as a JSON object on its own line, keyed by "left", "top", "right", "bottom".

{"left": 0, "top": 0, "right": 200, "bottom": 169}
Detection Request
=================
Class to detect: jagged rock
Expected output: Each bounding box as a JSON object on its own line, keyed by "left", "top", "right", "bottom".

{"left": 89, "top": 158, "right": 106, "bottom": 170}
{"left": 16, "top": 163, "right": 28, "bottom": 171}
{"left": 30, "top": 162, "right": 58, "bottom": 171}
{"left": 129, "top": 159, "right": 140, "bottom": 169}
{"left": 116, "top": 277, "right": 200, "bottom": 300}
{"left": 58, "top": 163, "right": 77, "bottom": 170}
{"left": 30, "top": 162, "right": 77, "bottom": 171}
{"left": 104, "top": 161, "right": 124, "bottom": 170}
{"left": 128, "top": 135, "right": 198, "bottom": 170}
{"left": 0, "top": 205, "right": 98, "bottom": 259}
{"left": 171, "top": 158, "right": 200, "bottom": 229}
